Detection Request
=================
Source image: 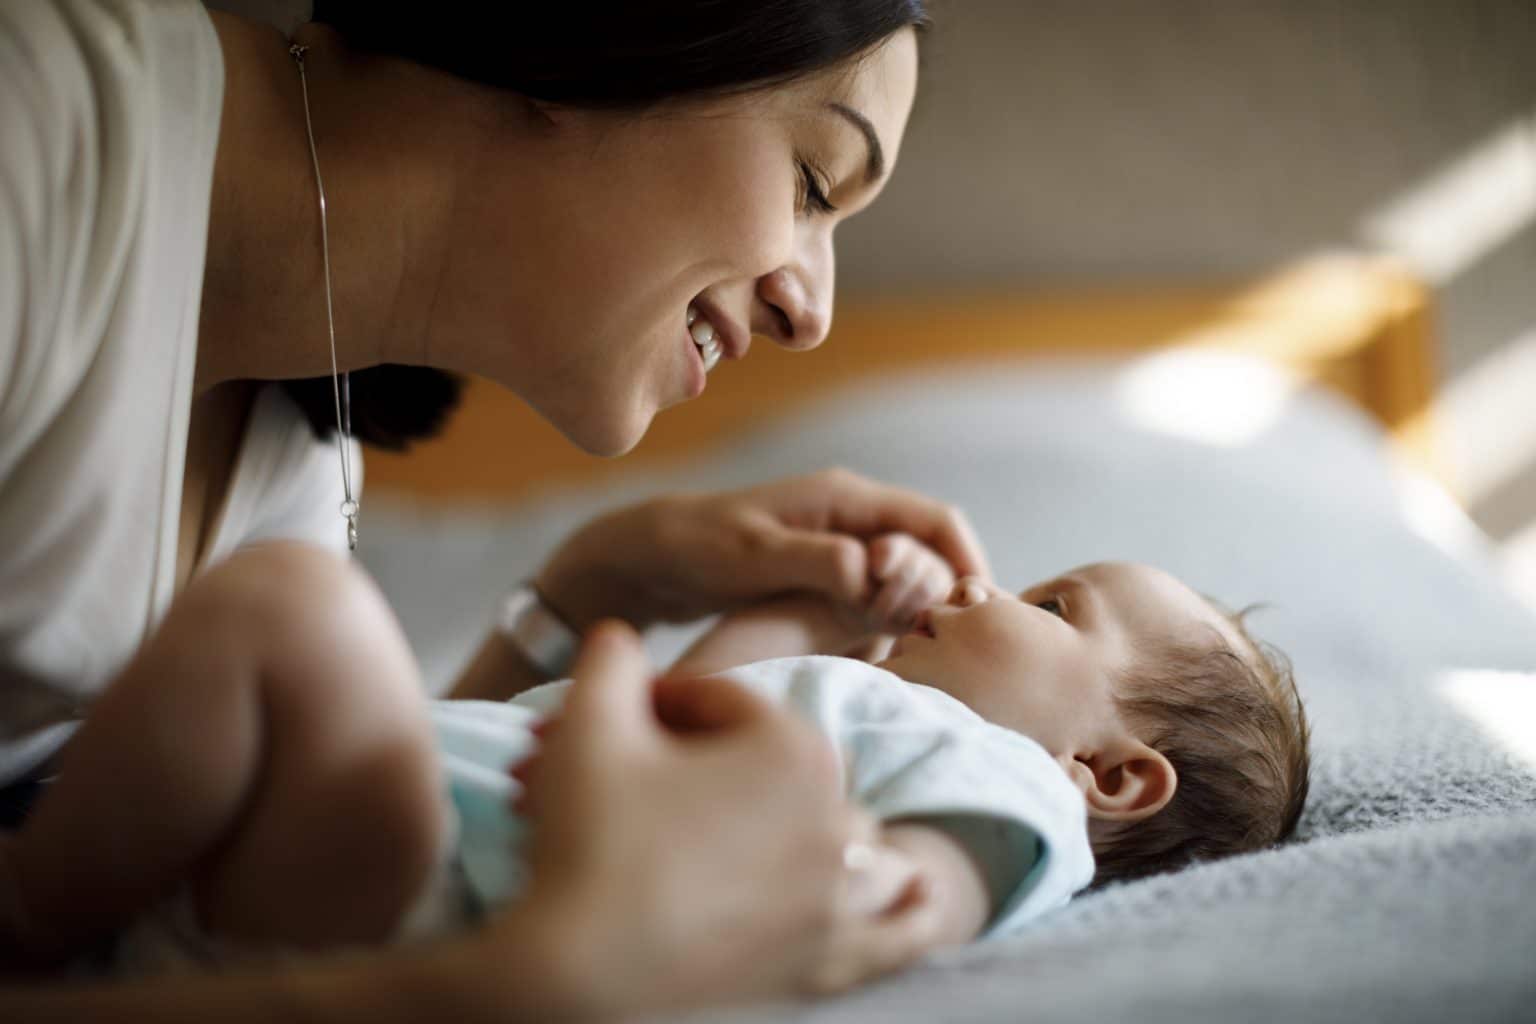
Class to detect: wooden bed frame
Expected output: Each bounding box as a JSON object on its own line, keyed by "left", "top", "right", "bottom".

{"left": 364, "top": 253, "right": 1443, "bottom": 503}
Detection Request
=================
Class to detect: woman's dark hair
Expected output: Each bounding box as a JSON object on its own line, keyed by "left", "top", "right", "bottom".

{"left": 284, "top": 1, "right": 929, "bottom": 450}
{"left": 311, "top": 1, "right": 929, "bottom": 107}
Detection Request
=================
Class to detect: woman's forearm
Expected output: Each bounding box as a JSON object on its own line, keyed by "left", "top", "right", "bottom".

{"left": 0, "top": 952, "right": 447, "bottom": 1023}
{"left": 447, "top": 631, "right": 551, "bottom": 702}
{"left": 0, "top": 903, "right": 587, "bottom": 1024}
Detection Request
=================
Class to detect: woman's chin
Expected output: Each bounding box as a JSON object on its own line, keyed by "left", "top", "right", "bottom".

{"left": 559, "top": 405, "right": 654, "bottom": 458}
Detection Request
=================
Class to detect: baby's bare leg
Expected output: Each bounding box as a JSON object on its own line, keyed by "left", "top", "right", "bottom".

{"left": 2, "top": 543, "right": 443, "bottom": 962}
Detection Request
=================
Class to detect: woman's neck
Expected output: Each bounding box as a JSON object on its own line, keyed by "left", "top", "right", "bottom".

{"left": 196, "top": 14, "right": 532, "bottom": 395}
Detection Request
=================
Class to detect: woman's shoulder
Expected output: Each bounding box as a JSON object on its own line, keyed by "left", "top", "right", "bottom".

{"left": 203, "top": 385, "right": 359, "bottom": 560}
{"left": 1, "top": 0, "right": 224, "bottom": 446}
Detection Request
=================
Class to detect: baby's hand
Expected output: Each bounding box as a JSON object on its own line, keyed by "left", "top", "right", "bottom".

{"left": 865, "top": 533, "right": 957, "bottom": 634}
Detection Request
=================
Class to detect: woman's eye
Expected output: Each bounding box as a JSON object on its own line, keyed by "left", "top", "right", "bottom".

{"left": 797, "top": 159, "right": 838, "bottom": 215}
{"left": 1035, "top": 597, "right": 1066, "bottom": 619}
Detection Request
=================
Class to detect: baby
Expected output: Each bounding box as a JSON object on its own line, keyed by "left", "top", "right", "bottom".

{"left": 0, "top": 536, "right": 1310, "bottom": 969}
{"left": 656, "top": 536, "right": 1311, "bottom": 917}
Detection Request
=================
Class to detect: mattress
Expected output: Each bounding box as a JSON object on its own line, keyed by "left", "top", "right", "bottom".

{"left": 363, "top": 353, "right": 1536, "bottom": 1023}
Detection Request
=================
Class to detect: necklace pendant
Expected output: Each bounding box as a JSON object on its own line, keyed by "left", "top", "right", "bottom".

{"left": 340, "top": 498, "right": 360, "bottom": 551}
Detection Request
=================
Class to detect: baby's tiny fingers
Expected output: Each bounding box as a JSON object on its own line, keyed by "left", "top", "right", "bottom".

{"left": 867, "top": 533, "right": 919, "bottom": 582}
{"left": 893, "top": 586, "right": 938, "bottom": 632}
{"left": 869, "top": 567, "right": 918, "bottom": 622}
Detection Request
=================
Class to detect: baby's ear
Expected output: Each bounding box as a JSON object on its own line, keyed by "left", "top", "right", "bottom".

{"left": 1067, "top": 742, "right": 1177, "bottom": 823}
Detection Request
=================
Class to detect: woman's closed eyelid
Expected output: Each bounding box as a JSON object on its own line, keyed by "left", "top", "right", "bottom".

{"left": 796, "top": 157, "right": 838, "bottom": 216}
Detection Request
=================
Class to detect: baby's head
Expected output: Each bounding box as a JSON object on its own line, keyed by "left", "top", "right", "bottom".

{"left": 878, "top": 562, "right": 1310, "bottom": 886}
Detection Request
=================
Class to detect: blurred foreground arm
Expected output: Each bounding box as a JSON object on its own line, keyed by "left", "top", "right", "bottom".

{"left": 2, "top": 624, "right": 941, "bottom": 1020}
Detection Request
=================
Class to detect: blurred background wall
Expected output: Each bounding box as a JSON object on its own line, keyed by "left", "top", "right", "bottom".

{"left": 836, "top": 2, "right": 1536, "bottom": 581}
{"left": 209, "top": 0, "right": 1536, "bottom": 601}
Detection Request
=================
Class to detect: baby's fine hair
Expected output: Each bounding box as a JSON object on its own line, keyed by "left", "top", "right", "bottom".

{"left": 1090, "top": 610, "right": 1310, "bottom": 887}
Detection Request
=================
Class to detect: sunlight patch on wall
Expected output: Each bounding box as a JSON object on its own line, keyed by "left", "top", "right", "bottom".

{"left": 1435, "top": 324, "right": 1536, "bottom": 505}
{"left": 1498, "top": 516, "right": 1536, "bottom": 618}
{"left": 1114, "top": 350, "right": 1299, "bottom": 448}
{"left": 1360, "top": 115, "right": 1536, "bottom": 284}
{"left": 1437, "top": 669, "right": 1536, "bottom": 769}
{"left": 1391, "top": 468, "right": 1492, "bottom": 564}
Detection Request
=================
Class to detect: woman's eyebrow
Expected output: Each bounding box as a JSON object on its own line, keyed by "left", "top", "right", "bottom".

{"left": 827, "top": 102, "right": 884, "bottom": 185}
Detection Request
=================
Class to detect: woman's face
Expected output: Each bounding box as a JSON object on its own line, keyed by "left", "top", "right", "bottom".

{"left": 433, "top": 30, "right": 921, "bottom": 455}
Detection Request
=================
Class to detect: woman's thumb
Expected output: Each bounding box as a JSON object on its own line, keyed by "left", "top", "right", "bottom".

{"left": 653, "top": 675, "right": 773, "bottom": 735}
{"left": 756, "top": 523, "right": 869, "bottom": 605}
{"left": 561, "top": 620, "right": 654, "bottom": 738}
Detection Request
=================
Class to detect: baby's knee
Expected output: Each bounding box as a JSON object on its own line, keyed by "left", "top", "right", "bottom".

{"left": 150, "top": 543, "right": 429, "bottom": 784}
{"left": 173, "top": 548, "right": 445, "bottom": 942}
{"left": 179, "top": 542, "right": 416, "bottom": 696}
{"left": 190, "top": 542, "right": 398, "bottom": 647}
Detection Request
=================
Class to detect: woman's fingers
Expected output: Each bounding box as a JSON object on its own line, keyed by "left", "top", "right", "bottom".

{"left": 791, "top": 469, "right": 993, "bottom": 583}
{"left": 558, "top": 620, "right": 653, "bottom": 746}
{"left": 514, "top": 661, "right": 861, "bottom": 1011}
{"left": 745, "top": 517, "right": 869, "bottom": 606}
{"left": 533, "top": 469, "right": 987, "bottom": 633}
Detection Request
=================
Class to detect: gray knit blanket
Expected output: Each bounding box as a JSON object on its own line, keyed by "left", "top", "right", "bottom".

{"left": 366, "top": 358, "right": 1536, "bottom": 1024}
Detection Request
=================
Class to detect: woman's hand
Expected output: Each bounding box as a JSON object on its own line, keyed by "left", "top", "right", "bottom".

{"left": 535, "top": 468, "right": 990, "bottom": 632}
{"left": 486, "top": 623, "right": 944, "bottom": 1017}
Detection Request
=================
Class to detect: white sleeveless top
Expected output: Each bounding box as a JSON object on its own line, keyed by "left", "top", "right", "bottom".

{"left": 0, "top": 0, "right": 359, "bottom": 785}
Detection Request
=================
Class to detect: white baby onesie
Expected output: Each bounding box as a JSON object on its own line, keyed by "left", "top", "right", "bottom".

{"left": 434, "top": 655, "right": 1095, "bottom": 939}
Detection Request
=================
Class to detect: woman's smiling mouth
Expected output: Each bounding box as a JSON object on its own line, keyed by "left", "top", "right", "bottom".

{"left": 687, "top": 304, "right": 722, "bottom": 373}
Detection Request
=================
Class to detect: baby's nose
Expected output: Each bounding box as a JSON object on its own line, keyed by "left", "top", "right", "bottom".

{"left": 949, "top": 577, "right": 990, "bottom": 607}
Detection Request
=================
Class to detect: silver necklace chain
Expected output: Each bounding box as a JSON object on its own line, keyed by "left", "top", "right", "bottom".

{"left": 289, "top": 43, "right": 359, "bottom": 552}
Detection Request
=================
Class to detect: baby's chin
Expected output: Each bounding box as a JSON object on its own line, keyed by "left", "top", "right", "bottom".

{"left": 873, "top": 654, "right": 925, "bottom": 687}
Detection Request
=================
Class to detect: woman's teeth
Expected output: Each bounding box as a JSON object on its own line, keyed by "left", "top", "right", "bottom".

{"left": 687, "top": 304, "right": 722, "bottom": 373}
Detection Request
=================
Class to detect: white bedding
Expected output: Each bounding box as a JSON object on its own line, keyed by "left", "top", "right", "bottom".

{"left": 363, "top": 354, "right": 1536, "bottom": 1023}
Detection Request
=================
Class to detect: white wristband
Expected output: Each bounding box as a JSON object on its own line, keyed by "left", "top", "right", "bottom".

{"left": 495, "top": 583, "right": 579, "bottom": 680}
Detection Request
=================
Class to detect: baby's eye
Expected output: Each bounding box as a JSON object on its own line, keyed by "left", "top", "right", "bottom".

{"left": 1034, "top": 597, "right": 1066, "bottom": 619}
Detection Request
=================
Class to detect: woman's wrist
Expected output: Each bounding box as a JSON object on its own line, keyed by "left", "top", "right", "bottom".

{"left": 536, "top": 524, "right": 668, "bottom": 635}
{"left": 533, "top": 567, "right": 619, "bottom": 635}
{"left": 0, "top": 933, "right": 578, "bottom": 1024}
{"left": 287, "top": 894, "right": 605, "bottom": 1024}
{"left": 447, "top": 630, "right": 551, "bottom": 701}
{"left": 409, "top": 897, "right": 603, "bottom": 1024}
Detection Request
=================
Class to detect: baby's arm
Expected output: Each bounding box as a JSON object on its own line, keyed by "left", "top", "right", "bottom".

{"left": 669, "top": 533, "right": 955, "bottom": 678}
{"left": 667, "top": 592, "right": 871, "bottom": 678}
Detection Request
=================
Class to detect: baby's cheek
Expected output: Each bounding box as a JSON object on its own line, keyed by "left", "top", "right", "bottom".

{"left": 975, "top": 612, "right": 1034, "bottom": 662}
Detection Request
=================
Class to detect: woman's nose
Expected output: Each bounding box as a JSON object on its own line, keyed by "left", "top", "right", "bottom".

{"left": 755, "top": 235, "right": 834, "bottom": 351}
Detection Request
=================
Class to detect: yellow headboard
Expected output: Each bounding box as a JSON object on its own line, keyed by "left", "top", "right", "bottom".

{"left": 365, "top": 254, "right": 1442, "bottom": 503}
